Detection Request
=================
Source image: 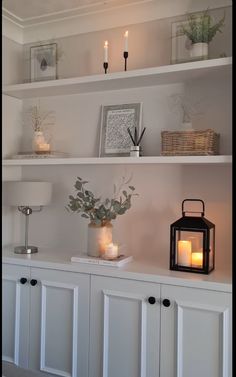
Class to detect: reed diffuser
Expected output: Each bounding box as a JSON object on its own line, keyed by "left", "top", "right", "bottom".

{"left": 127, "top": 126, "right": 146, "bottom": 157}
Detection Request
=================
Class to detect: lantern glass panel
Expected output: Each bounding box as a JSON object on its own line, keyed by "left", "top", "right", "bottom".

{"left": 176, "top": 230, "right": 204, "bottom": 268}
{"left": 209, "top": 227, "right": 214, "bottom": 270}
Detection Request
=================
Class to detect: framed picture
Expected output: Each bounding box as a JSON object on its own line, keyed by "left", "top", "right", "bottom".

{"left": 171, "top": 20, "right": 192, "bottom": 64}
{"left": 30, "top": 43, "right": 57, "bottom": 82}
{"left": 99, "top": 103, "right": 142, "bottom": 157}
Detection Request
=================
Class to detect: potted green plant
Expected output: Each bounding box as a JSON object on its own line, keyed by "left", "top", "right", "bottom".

{"left": 66, "top": 176, "right": 138, "bottom": 257}
{"left": 179, "top": 9, "right": 225, "bottom": 60}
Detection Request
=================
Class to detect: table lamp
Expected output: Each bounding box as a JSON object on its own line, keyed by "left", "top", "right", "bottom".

{"left": 4, "top": 181, "right": 52, "bottom": 254}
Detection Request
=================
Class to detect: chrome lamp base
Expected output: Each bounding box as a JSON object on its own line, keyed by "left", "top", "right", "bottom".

{"left": 14, "top": 246, "right": 38, "bottom": 254}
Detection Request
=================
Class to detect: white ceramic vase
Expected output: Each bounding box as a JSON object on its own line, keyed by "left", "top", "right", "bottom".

{"left": 190, "top": 43, "right": 208, "bottom": 60}
{"left": 87, "top": 221, "right": 113, "bottom": 257}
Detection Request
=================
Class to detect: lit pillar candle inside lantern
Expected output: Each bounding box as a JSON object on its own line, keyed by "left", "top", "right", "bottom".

{"left": 104, "top": 242, "right": 119, "bottom": 259}
{"left": 177, "top": 240, "right": 192, "bottom": 266}
{"left": 124, "top": 30, "right": 128, "bottom": 51}
{"left": 191, "top": 251, "right": 203, "bottom": 267}
{"left": 104, "top": 41, "right": 108, "bottom": 62}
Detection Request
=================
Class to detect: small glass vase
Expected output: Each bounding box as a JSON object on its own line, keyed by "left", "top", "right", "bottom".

{"left": 87, "top": 221, "right": 113, "bottom": 257}
{"left": 32, "top": 131, "right": 51, "bottom": 154}
{"left": 130, "top": 145, "right": 141, "bottom": 157}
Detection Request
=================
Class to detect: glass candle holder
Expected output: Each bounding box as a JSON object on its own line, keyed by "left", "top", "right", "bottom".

{"left": 104, "top": 243, "right": 119, "bottom": 260}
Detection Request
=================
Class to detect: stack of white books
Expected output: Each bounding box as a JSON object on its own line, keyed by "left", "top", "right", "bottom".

{"left": 71, "top": 254, "right": 133, "bottom": 267}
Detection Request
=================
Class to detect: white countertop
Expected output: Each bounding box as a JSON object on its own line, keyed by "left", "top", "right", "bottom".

{"left": 2, "top": 248, "right": 232, "bottom": 293}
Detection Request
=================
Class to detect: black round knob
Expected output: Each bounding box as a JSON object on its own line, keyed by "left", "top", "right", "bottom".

{"left": 162, "top": 299, "right": 171, "bottom": 307}
{"left": 30, "top": 279, "right": 37, "bottom": 286}
{"left": 148, "top": 296, "right": 156, "bottom": 305}
{"left": 20, "top": 277, "right": 27, "bottom": 284}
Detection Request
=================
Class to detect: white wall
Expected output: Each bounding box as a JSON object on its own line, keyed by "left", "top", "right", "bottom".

{"left": 2, "top": 36, "right": 23, "bottom": 85}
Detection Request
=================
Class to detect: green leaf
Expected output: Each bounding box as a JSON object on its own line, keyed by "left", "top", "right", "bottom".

{"left": 77, "top": 192, "right": 84, "bottom": 199}
{"left": 129, "top": 186, "right": 135, "bottom": 191}
{"left": 75, "top": 181, "right": 82, "bottom": 190}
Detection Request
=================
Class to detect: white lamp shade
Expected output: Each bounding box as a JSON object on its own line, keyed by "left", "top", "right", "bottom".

{"left": 4, "top": 181, "right": 52, "bottom": 206}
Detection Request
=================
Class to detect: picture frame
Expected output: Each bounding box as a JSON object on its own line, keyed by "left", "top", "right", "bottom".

{"left": 30, "top": 43, "right": 57, "bottom": 82}
{"left": 171, "top": 20, "right": 193, "bottom": 64}
{"left": 99, "top": 103, "right": 142, "bottom": 157}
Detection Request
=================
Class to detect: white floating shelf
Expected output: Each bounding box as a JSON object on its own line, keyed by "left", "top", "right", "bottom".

{"left": 2, "top": 155, "right": 232, "bottom": 166}
{"left": 3, "top": 57, "right": 232, "bottom": 99}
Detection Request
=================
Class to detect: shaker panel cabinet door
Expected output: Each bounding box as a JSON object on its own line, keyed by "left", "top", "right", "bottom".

{"left": 2, "top": 263, "right": 31, "bottom": 368}
{"left": 28, "top": 268, "right": 90, "bottom": 377}
{"left": 90, "top": 275, "right": 161, "bottom": 377}
{"left": 160, "top": 284, "right": 232, "bottom": 377}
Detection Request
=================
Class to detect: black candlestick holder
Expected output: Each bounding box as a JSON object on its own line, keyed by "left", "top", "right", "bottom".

{"left": 123, "top": 51, "right": 128, "bottom": 71}
{"left": 103, "top": 62, "right": 108, "bottom": 74}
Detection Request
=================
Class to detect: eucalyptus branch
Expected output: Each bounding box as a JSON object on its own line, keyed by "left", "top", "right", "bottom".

{"left": 66, "top": 176, "right": 138, "bottom": 225}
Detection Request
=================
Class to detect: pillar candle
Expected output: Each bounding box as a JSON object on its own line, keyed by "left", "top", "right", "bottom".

{"left": 191, "top": 251, "right": 203, "bottom": 267}
{"left": 177, "top": 240, "right": 192, "bottom": 266}
{"left": 104, "top": 243, "right": 119, "bottom": 259}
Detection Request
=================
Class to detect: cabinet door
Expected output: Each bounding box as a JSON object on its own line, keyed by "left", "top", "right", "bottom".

{"left": 28, "top": 267, "right": 90, "bottom": 377}
{"left": 160, "top": 284, "right": 232, "bottom": 377}
{"left": 90, "top": 275, "right": 160, "bottom": 377}
{"left": 2, "top": 263, "right": 30, "bottom": 368}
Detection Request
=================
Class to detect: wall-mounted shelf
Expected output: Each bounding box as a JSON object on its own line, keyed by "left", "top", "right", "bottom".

{"left": 3, "top": 57, "right": 232, "bottom": 99}
{"left": 2, "top": 155, "right": 232, "bottom": 166}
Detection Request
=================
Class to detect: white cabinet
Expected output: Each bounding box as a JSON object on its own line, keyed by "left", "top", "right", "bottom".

{"left": 160, "top": 284, "right": 232, "bottom": 377}
{"left": 2, "top": 264, "right": 90, "bottom": 377}
{"left": 2, "top": 264, "right": 30, "bottom": 367}
{"left": 2, "top": 262, "right": 232, "bottom": 377}
{"left": 89, "top": 275, "right": 161, "bottom": 377}
{"left": 90, "top": 275, "right": 232, "bottom": 377}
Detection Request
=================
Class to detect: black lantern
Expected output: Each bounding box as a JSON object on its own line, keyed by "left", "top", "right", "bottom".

{"left": 170, "top": 199, "right": 215, "bottom": 274}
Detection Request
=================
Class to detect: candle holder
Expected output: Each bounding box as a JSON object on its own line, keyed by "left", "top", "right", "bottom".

{"left": 123, "top": 51, "right": 128, "bottom": 71}
{"left": 170, "top": 199, "right": 215, "bottom": 274}
{"left": 103, "top": 62, "right": 108, "bottom": 74}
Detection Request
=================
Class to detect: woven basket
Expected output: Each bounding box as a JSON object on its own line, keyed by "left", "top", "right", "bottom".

{"left": 161, "top": 129, "right": 219, "bottom": 156}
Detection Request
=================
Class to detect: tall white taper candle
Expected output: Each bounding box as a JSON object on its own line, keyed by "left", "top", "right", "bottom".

{"left": 104, "top": 41, "right": 108, "bottom": 62}
{"left": 124, "top": 31, "right": 128, "bottom": 52}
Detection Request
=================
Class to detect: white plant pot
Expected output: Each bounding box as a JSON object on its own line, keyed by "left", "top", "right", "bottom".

{"left": 190, "top": 43, "right": 208, "bottom": 59}
{"left": 87, "top": 222, "right": 113, "bottom": 257}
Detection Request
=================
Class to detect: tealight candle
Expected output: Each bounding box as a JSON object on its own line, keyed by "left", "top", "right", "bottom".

{"left": 38, "top": 143, "right": 50, "bottom": 152}
{"left": 104, "top": 242, "right": 119, "bottom": 260}
{"left": 177, "top": 240, "right": 192, "bottom": 266}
